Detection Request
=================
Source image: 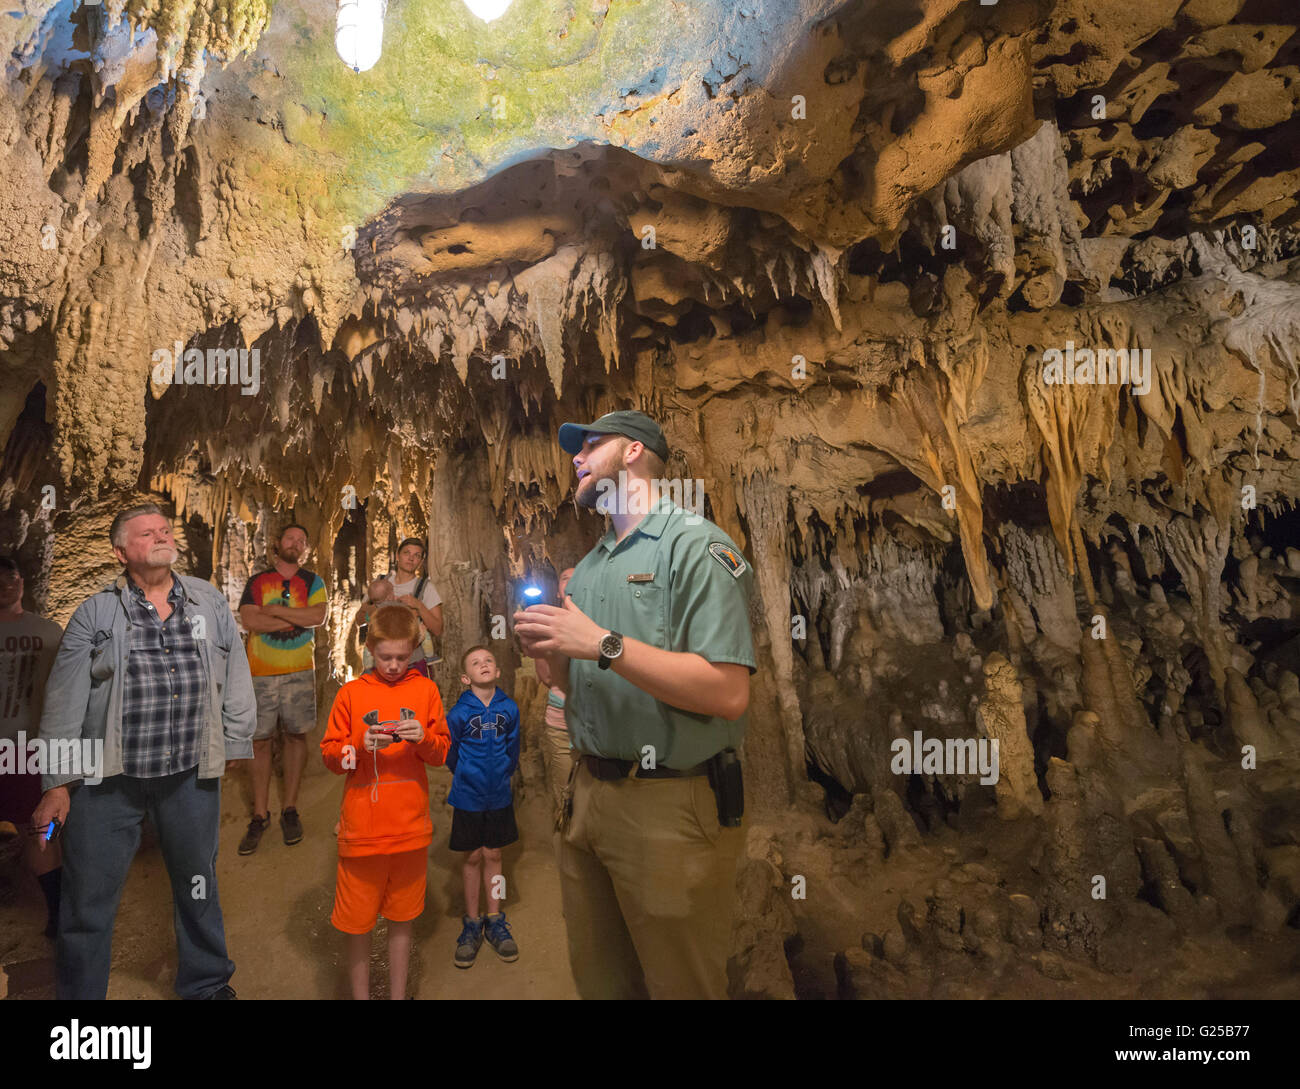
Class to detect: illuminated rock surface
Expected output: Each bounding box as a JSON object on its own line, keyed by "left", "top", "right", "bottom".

{"left": 2, "top": 0, "right": 1299, "bottom": 998}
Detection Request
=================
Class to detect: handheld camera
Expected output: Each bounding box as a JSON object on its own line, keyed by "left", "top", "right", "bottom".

{"left": 368, "top": 719, "right": 405, "bottom": 745}
{"left": 374, "top": 706, "right": 418, "bottom": 743}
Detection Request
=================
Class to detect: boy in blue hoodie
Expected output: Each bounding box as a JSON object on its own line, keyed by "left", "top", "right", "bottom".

{"left": 446, "top": 645, "right": 521, "bottom": 968}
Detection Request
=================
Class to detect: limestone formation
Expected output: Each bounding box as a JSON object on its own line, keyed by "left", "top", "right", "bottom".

{"left": 975, "top": 652, "right": 1043, "bottom": 820}
{"left": 3, "top": 0, "right": 1300, "bottom": 997}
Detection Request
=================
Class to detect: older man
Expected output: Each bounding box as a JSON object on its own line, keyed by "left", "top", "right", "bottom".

{"left": 32, "top": 503, "right": 256, "bottom": 999}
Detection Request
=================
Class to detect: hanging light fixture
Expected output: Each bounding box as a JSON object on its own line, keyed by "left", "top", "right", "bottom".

{"left": 336, "top": 0, "right": 387, "bottom": 72}
{"left": 462, "top": 0, "right": 512, "bottom": 21}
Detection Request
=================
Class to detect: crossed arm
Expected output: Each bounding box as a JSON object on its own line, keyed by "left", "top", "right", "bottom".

{"left": 240, "top": 602, "right": 327, "bottom": 633}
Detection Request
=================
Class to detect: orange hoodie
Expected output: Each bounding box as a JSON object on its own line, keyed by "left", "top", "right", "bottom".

{"left": 321, "top": 669, "right": 451, "bottom": 857}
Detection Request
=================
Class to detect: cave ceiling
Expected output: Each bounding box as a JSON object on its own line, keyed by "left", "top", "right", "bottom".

{"left": 1, "top": 0, "right": 1298, "bottom": 598}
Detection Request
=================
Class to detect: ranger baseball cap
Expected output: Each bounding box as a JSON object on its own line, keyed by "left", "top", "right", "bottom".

{"left": 558, "top": 410, "right": 670, "bottom": 463}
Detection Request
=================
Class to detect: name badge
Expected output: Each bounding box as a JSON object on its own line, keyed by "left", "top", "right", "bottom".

{"left": 627, "top": 573, "right": 655, "bottom": 583}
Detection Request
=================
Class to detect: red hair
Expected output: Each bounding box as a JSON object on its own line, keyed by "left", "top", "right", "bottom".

{"left": 365, "top": 604, "right": 420, "bottom": 651}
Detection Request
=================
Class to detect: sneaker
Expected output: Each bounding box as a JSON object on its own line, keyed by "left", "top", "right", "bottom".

{"left": 484, "top": 911, "right": 518, "bottom": 962}
{"left": 204, "top": 984, "right": 237, "bottom": 1000}
{"left": 280, "top": 807, "right": 303, "bottom": 846}
{"left": 238, "top": 814, "right": 270, "bottom": 855}
{"left": 454, "top": 915, "right": 484, "bottom": 969}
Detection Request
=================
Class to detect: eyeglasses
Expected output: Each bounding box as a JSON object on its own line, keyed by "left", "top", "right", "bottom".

{"left": 281, "top": 579, "right": 293, "bottom": 603}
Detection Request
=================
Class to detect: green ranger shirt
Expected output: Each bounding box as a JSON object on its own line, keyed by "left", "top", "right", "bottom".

{"left": 564, "top": 494, "right": 756, "bottom": 769}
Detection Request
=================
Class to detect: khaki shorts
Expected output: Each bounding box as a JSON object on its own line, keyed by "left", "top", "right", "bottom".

{"left": 252, "top": 670, "right": 317, "bottom": 740}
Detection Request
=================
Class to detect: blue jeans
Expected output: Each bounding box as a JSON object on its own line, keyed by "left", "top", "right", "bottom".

{"left": 57, "top": 767, "right": 235, "bottom": 999}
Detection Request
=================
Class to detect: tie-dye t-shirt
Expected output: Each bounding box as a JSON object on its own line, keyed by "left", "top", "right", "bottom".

{"left": 239, "top": 568, "right": 328, "bottom": 676}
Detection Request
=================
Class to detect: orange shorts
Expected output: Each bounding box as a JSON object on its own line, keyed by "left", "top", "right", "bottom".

{"left": 331, "top": 849, "right": 428, "bottom": 934}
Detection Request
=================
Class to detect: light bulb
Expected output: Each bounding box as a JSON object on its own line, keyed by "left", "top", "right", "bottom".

{"left": 336, "top": 0, "right": 386, "bottom": 72}
{"left": 463, "top": 0, "right": 512, "bottom": 22}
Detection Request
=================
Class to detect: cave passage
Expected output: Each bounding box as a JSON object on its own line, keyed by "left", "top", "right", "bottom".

{"left": 2, "top": 0, "right": 1300, "bottom": 1007}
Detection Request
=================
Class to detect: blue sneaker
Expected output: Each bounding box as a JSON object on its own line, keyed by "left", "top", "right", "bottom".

{"left": 454, "top": 915, "right": 484, "bottom": 969}
{"left": 484, "top": 911, "right": 519, "bottom": 962}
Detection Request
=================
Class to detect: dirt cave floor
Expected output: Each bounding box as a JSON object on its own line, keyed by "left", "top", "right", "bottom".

{"left": 0, "top": 748, "right": 579, "bottom": 1000}
{"left": 4, "top": 743, "right": 1300, "bottom": 1000}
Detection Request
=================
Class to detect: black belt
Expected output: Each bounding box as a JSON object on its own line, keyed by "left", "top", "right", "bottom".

{"left": 580, "top": 754, "right": 709, "bottom": 781}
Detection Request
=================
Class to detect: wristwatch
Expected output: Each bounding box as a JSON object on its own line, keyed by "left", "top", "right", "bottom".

{"left": 597, "top": 630, "right": 624, "bottom": 670}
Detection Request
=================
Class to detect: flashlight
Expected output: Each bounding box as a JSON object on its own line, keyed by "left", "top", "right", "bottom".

{"left": 512, "top": 584, "right": 544, "bottom": 629}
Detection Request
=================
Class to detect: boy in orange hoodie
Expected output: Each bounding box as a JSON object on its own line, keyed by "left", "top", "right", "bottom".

{"left": 321, "top": 605, "right": 450, "bottom": 999}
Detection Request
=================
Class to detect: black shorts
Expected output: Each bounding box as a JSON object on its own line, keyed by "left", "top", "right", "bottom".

{"left": 449, "top": 804, "right": 518, "bottom": 852}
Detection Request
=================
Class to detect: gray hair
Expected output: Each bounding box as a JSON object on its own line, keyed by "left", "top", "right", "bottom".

{"left": 110, "top": 503, "right": 165, "bottom": 548}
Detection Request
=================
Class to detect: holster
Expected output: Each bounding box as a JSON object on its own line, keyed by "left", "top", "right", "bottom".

{"left": 705, "top": 748, "right": 744, "bottom": 827}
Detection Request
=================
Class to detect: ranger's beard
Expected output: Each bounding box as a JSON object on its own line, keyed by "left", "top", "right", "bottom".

{"left": 575, "top": 470, "right": 605, "bottom": 510}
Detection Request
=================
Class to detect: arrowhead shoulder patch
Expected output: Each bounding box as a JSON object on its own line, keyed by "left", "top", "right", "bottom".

{"left": 708, "top": 541, "right": 747, "bottom": 578}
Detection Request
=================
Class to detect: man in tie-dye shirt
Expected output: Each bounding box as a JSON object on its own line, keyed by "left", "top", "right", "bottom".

{"left": 236, "top": 524, "right": 328, "bottom": 854}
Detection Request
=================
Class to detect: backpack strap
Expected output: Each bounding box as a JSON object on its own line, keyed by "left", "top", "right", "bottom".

{"left": 413, "top": 576, "right": 437, "bottom": 662}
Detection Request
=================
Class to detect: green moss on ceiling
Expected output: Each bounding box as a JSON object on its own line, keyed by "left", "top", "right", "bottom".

{"left": 124, "top": 0, "right": 272, "bottom": 69}
{"left": 252, "top": 0, "right": 683, "bottom": 230}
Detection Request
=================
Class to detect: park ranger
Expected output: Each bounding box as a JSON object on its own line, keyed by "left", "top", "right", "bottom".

{"left": 514, "top": 410, "right": 755, "bottom": 1000}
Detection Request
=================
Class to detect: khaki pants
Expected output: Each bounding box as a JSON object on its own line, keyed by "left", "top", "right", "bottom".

{"left": 555, "top": 760, "right": 744, "bottom": 999}
{"left": 540, "top": 724, "right": 575, "bottom": 817}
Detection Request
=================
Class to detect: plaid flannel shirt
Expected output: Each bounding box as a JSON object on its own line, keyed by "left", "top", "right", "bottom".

{"left": 120, "top": 576, "right": 206, "bottom": 777}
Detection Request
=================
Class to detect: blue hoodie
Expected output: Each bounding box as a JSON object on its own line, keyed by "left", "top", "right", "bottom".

{"left": 445, "top": 686, "right": 521, "bottom": 811}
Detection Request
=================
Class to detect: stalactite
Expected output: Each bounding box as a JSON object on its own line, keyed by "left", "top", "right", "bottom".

{"left": 888, "top": 344, "right": 993, "bottom": 610}
{"left": 1164, "top": 513, "right": 1232, "bottom": 697}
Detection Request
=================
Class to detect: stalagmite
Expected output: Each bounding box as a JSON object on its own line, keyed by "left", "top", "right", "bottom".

{"left": 975, "top": 653, "right": 1042, "bottom": 819}
{"left": 1223, "top": 670, "right": 1280, "bottom": 761}
{"left": 739, "top": 473, "right": 809, "bottom": 804}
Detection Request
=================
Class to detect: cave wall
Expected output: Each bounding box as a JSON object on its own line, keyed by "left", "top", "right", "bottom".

{"left": 2, "top": 0, "right": 1300, "bottom": 996}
